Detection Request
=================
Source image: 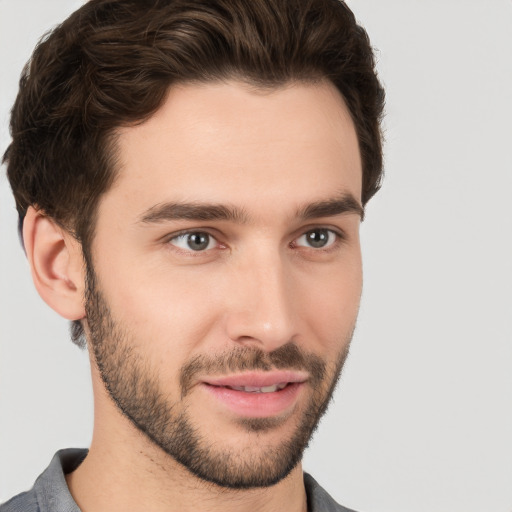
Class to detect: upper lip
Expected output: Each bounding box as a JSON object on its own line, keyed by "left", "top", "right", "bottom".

{"left": 202, "top": 371, "right": 309, "bottom": 388}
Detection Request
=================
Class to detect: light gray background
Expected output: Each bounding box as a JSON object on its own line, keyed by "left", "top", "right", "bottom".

{"left": 1, "top": 1, "right": 511, "bottom": 511}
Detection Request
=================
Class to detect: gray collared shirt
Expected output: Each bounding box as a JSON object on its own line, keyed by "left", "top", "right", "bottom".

{"left": 1, "top": 449, "right": 358, "bottom": 512}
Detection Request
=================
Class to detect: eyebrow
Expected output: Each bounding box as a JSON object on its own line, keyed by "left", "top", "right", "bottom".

{"left": 138, "top": 193, "right": 364, "bottom": 225}
{"left": 297, "top": 194, "right": 364, "bottom": 221}
{"left": 139, "top": 202, "right": 248, "bottom": 224}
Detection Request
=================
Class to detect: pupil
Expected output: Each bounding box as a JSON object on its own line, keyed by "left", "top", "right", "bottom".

{"left": 187, "top": 233, "right": 209, "bottom": 250}
{"left": 307, "top": 229, "right": 328, "bottom": 248}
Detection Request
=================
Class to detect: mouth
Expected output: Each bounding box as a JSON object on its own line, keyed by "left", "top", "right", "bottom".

{"left": 202, "top": 370, "right": 308, "bottom": 388}
{"left": 200, "top": 371, "right": 308, "bottom": 418}
{"left": 216, "top": 382, "right": 289, "bottom": 393}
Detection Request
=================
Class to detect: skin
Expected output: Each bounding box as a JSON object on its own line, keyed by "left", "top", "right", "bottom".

{"left": 26, "top": 79, "right": 363, "bottom": 512}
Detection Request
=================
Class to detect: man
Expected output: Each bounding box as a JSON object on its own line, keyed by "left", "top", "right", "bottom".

{"left": 1, "top": 0, "right": 384, "bottom": 511}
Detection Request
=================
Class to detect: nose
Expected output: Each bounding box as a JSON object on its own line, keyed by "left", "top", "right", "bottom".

{"left": 224, "top": 248, "right": 299, "bottom": 351}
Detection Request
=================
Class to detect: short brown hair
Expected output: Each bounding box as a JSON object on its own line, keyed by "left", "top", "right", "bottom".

{"left": 4, "top": 0, "right": 385, "bottom": 343}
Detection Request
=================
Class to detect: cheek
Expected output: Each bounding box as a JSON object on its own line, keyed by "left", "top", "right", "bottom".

{"left": 92, "top": 251, "right": 224, "bottom": 377}
{"left": 300, "top": 259, "right": 362, "bottom": 346}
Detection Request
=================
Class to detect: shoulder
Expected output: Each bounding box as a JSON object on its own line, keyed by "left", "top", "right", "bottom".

{"left": 0, "top": 490, "right": 40, "bottom": 512}
{"left": 304, "top": 473, "right": 359, "bottom": 512}
{"left": 0, "top": 449, "right": 87, "bottom": 512}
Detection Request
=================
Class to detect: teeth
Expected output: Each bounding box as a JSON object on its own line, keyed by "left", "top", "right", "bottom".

{"left": 227, "top": 382, "right": 288, "bottom": 393}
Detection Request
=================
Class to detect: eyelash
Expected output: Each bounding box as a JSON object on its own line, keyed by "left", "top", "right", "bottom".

{"left": 291, "top": 228, "right": 343, "bottom": 251}
{"left": 166, "top": 231, "right": 222, "bottom": 253}
{"left": 165, "top": 227, "right": 345, "bottom": 255}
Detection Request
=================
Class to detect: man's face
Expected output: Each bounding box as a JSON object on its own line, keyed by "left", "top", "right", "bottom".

{"left": 85, "top": 80, "right": 363, "bottom": 488}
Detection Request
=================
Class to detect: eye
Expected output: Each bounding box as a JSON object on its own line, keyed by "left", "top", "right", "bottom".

{"left": 294, "top": 228, "right": 338, "bottom": 249}
{"left": 168, "top": 231, "right": 218, "bottom": 252}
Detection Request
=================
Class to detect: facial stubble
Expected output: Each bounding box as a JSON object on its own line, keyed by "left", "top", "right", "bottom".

{"left": 84, "top": 265, "right": 353, "bottom": 489}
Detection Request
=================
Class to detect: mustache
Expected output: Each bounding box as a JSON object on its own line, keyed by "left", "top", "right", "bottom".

{"left": 180, "top": 342, "right": 327, "bottom": 398}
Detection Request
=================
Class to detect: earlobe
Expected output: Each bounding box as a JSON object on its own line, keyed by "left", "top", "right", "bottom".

{"left": 23, "top": 207, "right": 86, "bottom": 321}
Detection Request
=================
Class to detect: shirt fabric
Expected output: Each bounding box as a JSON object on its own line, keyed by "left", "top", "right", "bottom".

{"left": 0, "top": 449, "right": 357, "bottom": 512}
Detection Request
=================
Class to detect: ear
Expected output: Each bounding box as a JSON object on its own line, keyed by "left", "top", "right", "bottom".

{"left": 23, "top": 206, "right": 86, "bottom": 321}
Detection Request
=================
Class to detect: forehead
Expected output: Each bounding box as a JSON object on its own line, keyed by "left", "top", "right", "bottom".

{"left": 104, "top": 80, "right": 362, "bottom": 222}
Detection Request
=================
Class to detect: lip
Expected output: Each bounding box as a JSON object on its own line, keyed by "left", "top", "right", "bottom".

{"left": 200, "top": 371, "right": 308, "bottom": 418}
{"left": 202, "top": 370, "right": 308, "bottom": 388}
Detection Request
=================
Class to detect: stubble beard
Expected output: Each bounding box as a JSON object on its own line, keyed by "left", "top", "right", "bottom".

{"left": 84, "top": 265, "right": 353, "bottom": 489}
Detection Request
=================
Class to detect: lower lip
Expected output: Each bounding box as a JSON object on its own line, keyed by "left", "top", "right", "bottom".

{"left": 201, "top": 382, "right": 304, "bottom": 418}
